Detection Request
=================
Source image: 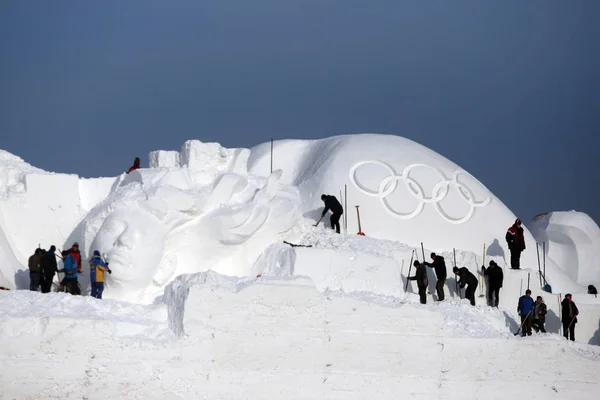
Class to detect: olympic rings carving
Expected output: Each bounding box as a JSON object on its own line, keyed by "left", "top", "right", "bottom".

{"left": 349, "top": 160, "right": 492, "bottom": 224}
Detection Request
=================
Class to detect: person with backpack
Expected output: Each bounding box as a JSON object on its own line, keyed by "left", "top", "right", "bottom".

{"left": 482, "top": 260, "right": 504, "bottom": 307}
{"left": 517, "top": 289, "right": 535, "bottom": 336}
{"left": 28, "top": 248, "right": 43, "bottom": 291}
{"left": 561, "top": 293, "right": 579, "bottom": 341}
{"left": 423, "top": 252, "right": 447, "bottom": 301}
{"left": 505, "top": 218, "right": 526, "bottom": 269}
{"left": 453, "top": 266, "right": 478, "bottom": 306}
{"left": 532, "top": 296, "right": 547, "bottom": 333}
{"left": 40, "top": 245, "right": 58, "bottom": 293}
{"left": 59, "top": 250, "right": 80, "bottom": 295}
{"left": 408, "top": 260, "right": 428, "bottom": 304}
{"left": 318, "top": 194, "right": 344, "bottom": 234}
{"left": 89, "top": 250, "right": 111, "bottom": 299}
{"left": 127, "top": 157, "right": 141, "bottom": 173}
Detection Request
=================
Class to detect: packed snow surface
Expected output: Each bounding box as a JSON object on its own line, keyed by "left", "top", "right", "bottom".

{"left": 1, "top": 134, "right": 599, "bottom": 398}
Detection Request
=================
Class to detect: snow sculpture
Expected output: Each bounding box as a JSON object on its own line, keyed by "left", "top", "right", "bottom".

{"left": 349, "top": 160, "right": 492, "bottom": 224}
{"left": 83, "top": 141, "right": 301, "bottom": 303}
{"left": 530, "top": 211, "right": 600, "bottom": 287}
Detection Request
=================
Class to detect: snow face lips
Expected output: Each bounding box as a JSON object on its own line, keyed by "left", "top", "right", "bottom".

{"left": 349, "top": 160, "right": 492, "bottom": 224}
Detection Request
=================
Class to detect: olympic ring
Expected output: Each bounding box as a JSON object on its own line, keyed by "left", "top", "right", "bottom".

{"left": 349, "top": 161, "right": 492, "bottom": 224}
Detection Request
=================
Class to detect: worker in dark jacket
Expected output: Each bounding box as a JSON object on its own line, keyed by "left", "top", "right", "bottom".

{"left": 532, "top": 296, "right": 547, "bottom": 333}
{"left": 40, "top": 245, "right": 58, "bottom": 293}
{"left": 561, "top": 293, "right": 579, "bottom": 341}
{"left": 482, "top": 260, "right": 504, "bottom": 307}
{"left": 517, "top": 290, "right": 535, "bottom": 336}
{"left": 408, "top": 260, "right": 428, "bottom": 304}
{"left": 453, "top": 266, "right": 478, "bottom": 306}
{"left": 423, "top": 252, "right": 446, "bottom": 301}
{"left": 319, "top": 194, "right": 343, "bottom": 234}
{"left": 127, "top": 157, "right": 141, "bottom": 173}
{"left": 28, "top": 248, "right": 43, "bottom": 291}
{"left": 505, "top": 218, "right": 526, "bottom": 269}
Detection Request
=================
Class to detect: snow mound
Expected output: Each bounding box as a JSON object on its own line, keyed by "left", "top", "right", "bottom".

{"left": 531, "top": 211, "right": 600, "bottom": 288}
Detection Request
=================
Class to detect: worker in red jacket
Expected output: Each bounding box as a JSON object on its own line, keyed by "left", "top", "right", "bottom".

{"left": 69, "top": 242, "right": 82, "bottom": 273}
{"left": 505, "top": 218, "right": 526, "bottom": 269}
{"left": 127, "top": 157, "right": 141, "bottom": 173}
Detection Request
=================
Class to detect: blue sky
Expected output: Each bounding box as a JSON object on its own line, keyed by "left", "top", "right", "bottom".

{"left": 1, "top": 0, "right": 598, "bottom": 224}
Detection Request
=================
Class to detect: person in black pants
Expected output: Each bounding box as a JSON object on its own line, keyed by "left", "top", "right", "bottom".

{"left": 40, "top": 246, "right": 58, "bottom": 293}
{"left": 532, "top": 296, "right": 547, "bottom": 333}
{"left": 482, "top": 260, "right": 504, "bottom": 307}
{"left": 561, "top": 293, "right": 579, "bottom": 341}
{"left": 423, "top": 252, "right": 447, "bottom": 301}
{"left": 453, "top": 266, "right": 478, "bottom": 306}
{"left": 408, "top": 260, "right": 428, "bottom": 304}
{"left": 505, "top": 218, "right": 526, "bottom": 269}
{"left": 320, "top": 194, "right": 343, "bottom": 234}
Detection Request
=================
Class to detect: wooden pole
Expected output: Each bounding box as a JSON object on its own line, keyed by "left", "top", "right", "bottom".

{"left": 536, "top": 243, "right": 542, "bottom": 289}
{"left": 543, "top": 241, "right": 546, "bottom": 285}
{"left": 405, "top": 250, "right": 415, "bottom": 292}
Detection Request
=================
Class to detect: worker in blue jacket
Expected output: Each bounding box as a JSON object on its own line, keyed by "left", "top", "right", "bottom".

{"left": 517, "top": 289, "right": 535, "bottom": 336}
{"left": 59, "top": 250, "right": 80, "bottom": 295}
{"left": 89, "top": 250, "right": 111, "bottom": 299}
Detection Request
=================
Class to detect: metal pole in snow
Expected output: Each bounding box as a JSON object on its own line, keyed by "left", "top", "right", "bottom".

{"left": 543, "top": 241, "right": 546, "bottom": 285}
{"left": 270, "top": 138, "right": 273, "bottom": 174}
{"left": 344, "top": 184, "right": 347, "bottom": 235}
{"left": 537, "top": 243, "right": 542, "bottom": 289}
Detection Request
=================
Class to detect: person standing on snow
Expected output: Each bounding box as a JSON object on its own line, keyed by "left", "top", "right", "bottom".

{"left": 69, "top": 242, "right": 83, "bottom": 273}
{"left": 532, "top": 296, "right": 547, "bottom": 333}
{"left": 408, "top": 260, "right": 428, "bottom": 304}
{"left": 28, "top": 248, "right": 43, "bottom": 291}
{"left": 423, "top": 252, "right": 446, "bottom": 301}
{"left": 505, "top": 218, "right": 526, "bottom": 269}
{"left": 517, "top": 289, "right": 535, "bottom": 336}
{"left": 89, "top": 250, "right": 111, "bottom": 299}
{"left": 561, "top": 293, "right": 579, "bottom": 341}
{"left": 453, "top": 266, "right": 478, "bottom": 306}
{"left": 59, "top": 250, "right": 80, "bottom": 295}
{"left": 127, "top": 157, "right": 141, "bottom": 173}
{"left": 40, "top": 245, "right": 58, "bottom": 293}
{"left": 482, "top": 260, "right": 504, "bottom": 307}
{"left": 318, "top": 194, "right": 343, "bottom": 234}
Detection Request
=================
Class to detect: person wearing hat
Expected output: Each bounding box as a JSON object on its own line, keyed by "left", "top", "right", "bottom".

{"left": 517, "top": 289, "right": 535, "bottom": 336}
{"left": 482, "top": 260, "right": 504, "bottom": 307}
{"left": 89, "top": 250, "right": 111, "bottom": 299}
{"left": 408, "top": 260, "right": 428, "bottom": 304}
{"left": 561, "top": 293, "right": 579, "bottom": 341}
{"left": 532, "top": 295, "right": 547, "bottom": 333}
{"left": 423, "top": 252, "right": 447, "bottom": 301}
{"left": 40, "top": 245, "right": 58, "bottom": 293}
{"left": 505, "top": 218, "right": 526, "bottom": 269}
{"left": 69, "top": 242, "right": 82, "bottom": 273}
{"left": 58, "top": 250, "right": 80, "bottom": 295}
{"left": 318, "top": 194, "right": 343, "bottom": 234}
{"left": 453, "top": 266, "right": 478, "bottom": 306}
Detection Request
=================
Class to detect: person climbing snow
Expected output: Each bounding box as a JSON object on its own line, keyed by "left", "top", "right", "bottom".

{"left": 505, "top": 218, "right": 526, "bottom": 269}
{"left": 89, "top": 250, "right": 111, "bottom": 299}
{"left": 561, "top": 293, "right": 579, "bottom": 341}
{"left": 453, "top": 266, "right": 478, "bottom": 306}
{"left": 59, "top": 250, "right": 80, "bottom": 295}
{"left": 588, "top": 285, "right": 598, "bottom": 297}
{"left": 408, "top": 260, "right": 428, "bottom": 304}
{"left": 482, "top": 260, "right": 503, "bottom": 307}
{"left": 127, "top": 157, "right": 141, "bottom": 173}
{"left": 40, "top": 245, "right": 58, "bottom": 293}
{"left": 517, "top": 289, "right": 535, "bottom": 336}
{"left": 532, "top": 296, "right": 547, "bottom": 333}
{"left": 318, "top": 194, "right": 343, "bottom": 234}
{"left": 423, "top": 252, "right": 446, "bottom": 301}
{"left": 28, "top": 248, "right": 43, "bottom": 291}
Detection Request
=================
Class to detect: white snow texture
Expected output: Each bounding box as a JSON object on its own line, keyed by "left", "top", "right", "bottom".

{"left": 1, "top": 134, "right": 599, "bottom": 399}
